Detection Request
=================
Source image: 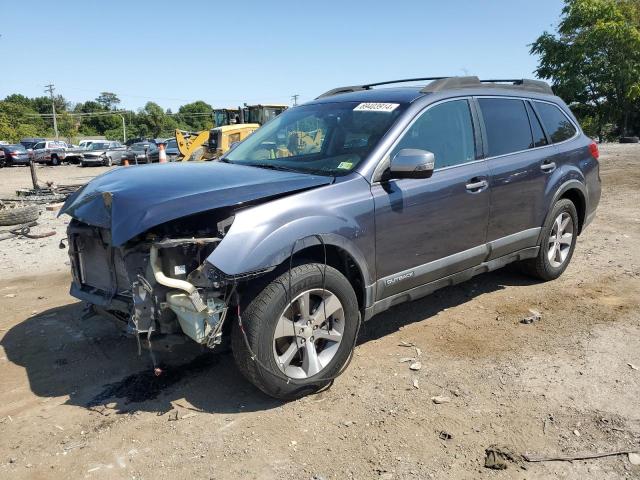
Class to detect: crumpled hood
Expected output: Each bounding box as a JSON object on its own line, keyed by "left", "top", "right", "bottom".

{"left": 60, "top": 162, "right": 333, "bottom": 246}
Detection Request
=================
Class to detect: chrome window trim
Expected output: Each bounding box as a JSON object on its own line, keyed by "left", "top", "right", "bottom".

{"left": 372, "top": 96, "right": 479, "bottom": 183}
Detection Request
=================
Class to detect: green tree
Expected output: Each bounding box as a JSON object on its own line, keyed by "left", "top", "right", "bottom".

{"left": 31, "top": 95, "right": 68, "bottom": 114}
{"left": 0, "top": 101, "right": 49, "bottom": 142}
{"left": 531, "top": 0, "right": 640, "bottom": 137}
{"left": 176, "top": 101, "right": 214, "bottom": 131}
{"left": 139, "top": 102, "right": 177, "bottom": 137}
{"left": 58, "top": 112, "right": 79, "bottom": 142}
{"left": 74, "top": 100, "right": 119, "bottom": 136}
{"left": 96, "top": 92, "right": 121, "bottom": 110}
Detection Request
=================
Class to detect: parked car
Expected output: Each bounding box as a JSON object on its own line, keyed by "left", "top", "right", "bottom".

{"left": 63, "top": 143, "right": 86, "bottom": 164}
{"left": 0, "top": 144, "right": 30, "bottom": 166}
{"left": 165, "top": 138, "right": 180, "bottom": 161}
{"left": 60, "top": 76, "right": 600, "bottom": 400}
{"left": 20, "top": 137, "right": 45, "bottom": 150}
{"left": 32, "top": 140, "right": 67, "bottom": 165}
{"left": 121, "top": 142, "right": 159, "bottom": 164}
{"left": 81, "top": 141, "right": 127, "bottom": 167}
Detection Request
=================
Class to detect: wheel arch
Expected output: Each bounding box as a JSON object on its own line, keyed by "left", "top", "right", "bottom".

{"left": 281, "top": 241, "right": 367, "bottom": 315}
{"left": 541, "top": 180, "right": 587, "bottom": 239}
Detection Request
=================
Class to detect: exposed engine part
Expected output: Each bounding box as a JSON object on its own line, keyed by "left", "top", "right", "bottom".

{"left": 149, "top": 245, "right": 207, "bottom": 312}
{"left": 165, "top": 292, "right": 226, "bottom": 344}
{"left": 130, "top": 275, "right": 155, "bottom": 333}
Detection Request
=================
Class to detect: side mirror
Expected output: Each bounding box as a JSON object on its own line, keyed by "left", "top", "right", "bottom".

{"left": 389, "top": 149, "right": 435, "bottom": 179}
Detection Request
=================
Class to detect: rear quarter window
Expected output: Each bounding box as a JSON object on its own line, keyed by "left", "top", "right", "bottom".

{"left": 533, "top": 101, "right": 577, "bottom": 143}
{"left": 478, "top": 98, "right": 532, "bottom": 157}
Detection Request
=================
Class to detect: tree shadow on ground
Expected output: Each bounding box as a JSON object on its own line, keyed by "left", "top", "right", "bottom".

{"left": 1, "top": 268, "right": 537, "bottom": 415}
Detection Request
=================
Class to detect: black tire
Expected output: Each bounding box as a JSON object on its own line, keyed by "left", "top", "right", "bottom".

{"left": 50, "top": 155, "right": 59, "bottom": 166}
{"left": 80, "top": 161, "right": 86, "bottom": 167}
{"left": 520, "top": 198, "right": 578, "bottom": 281}
{"left": 0, "top": 204, "right": 40, "bottom": 226}
{"left": 232, "top": 263, "right": 360, "bottom": 400}
{"left": 104, "top": 156, "right": 113, "bottom": 167}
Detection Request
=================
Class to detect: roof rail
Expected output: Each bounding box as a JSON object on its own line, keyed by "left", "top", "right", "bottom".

{"left": 420, "top": 76, "right": 482, "bottom": 92}
{"left": 420, "top": 77, "right": 553, "bottom": 95}
{"left": 317, "top": 76, "right": 554, "bottom": 99}
{"left": 316, "top": 77, "right": 447, "bottom": 99}
{"left": 479, "top": 78, "right": 554, "bottom": 95}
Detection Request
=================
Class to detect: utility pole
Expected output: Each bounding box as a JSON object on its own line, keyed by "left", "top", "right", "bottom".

{"left": 118, "top": 114, "right": 126, "bottom": 143}
{"left": 44, "top": 83, "right": 59, "bottom": 140}
{"left": 291, "top": 94, "right": 299, "bottom": 106}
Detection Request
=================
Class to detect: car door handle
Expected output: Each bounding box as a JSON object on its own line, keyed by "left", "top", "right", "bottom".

{"left": 541, "top": 161, "right": 556, "bottom": 172}
{"left": 465, "top": 179, "right": 488, "bottom": 192}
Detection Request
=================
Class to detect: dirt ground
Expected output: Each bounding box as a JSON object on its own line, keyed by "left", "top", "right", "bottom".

{"left": 0, "top": 147, "right": 639, "bottom": 479}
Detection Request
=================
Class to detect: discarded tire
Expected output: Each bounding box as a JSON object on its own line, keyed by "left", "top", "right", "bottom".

{"left": 0, "top": 204, "right": 40, "bottom": 226}
{"left": 619, "top": 136, "right": 639, "bottom": 144}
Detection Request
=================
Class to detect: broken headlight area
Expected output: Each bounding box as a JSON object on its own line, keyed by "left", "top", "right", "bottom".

{"left": 66, "top": 217, "right": 236, "bottom": 351}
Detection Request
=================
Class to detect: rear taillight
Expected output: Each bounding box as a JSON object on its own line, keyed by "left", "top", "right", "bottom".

{"left": 9, "top": 152, "right": 18, "bottom": 157}
{"left": 589, "top": 141, "right": 599, "bottom": 160}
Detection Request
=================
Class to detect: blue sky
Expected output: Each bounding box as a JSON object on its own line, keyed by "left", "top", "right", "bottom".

{"left": 0, "top": 0, "right": 564, "bottom": 111}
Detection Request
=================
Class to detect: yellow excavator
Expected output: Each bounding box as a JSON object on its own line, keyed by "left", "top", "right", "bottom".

{"left": 175, "top": 104, "right": 288, "bottom": 161}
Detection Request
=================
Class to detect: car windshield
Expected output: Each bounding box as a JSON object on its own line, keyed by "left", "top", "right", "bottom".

{"left": 166, "top": 139, "right": 177, "bottom": 148}
{"left": 224, "top": 101, "right": 407, "bottom": 176}
{"left": 9, "top": 145, "right": 26, "bottom": 152}
{"left": 89, "top": 142, "right": 109, "bottom": 150}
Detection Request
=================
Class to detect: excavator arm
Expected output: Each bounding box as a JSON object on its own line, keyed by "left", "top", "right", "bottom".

{"left": 175, "top": 129, "right": 210, "bottom": 162}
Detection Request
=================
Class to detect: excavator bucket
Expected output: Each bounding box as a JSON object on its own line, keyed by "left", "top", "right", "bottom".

{"left": 175, "top": 129, "right": 210, "bottom": 162}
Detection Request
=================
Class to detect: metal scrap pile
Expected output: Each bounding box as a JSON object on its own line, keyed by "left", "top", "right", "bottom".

{"left": 8, "top": 182, "right": 83, "bottom": 205}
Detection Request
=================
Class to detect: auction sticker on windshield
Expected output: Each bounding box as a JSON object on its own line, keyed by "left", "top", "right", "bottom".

{"left": 353, "top": 103, "right": 399, "bottom": 112}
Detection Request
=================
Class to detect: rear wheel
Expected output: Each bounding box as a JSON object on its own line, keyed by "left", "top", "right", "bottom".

{"left": 50, "top": 155, "right": 59, "bottom": 166}
{"left": 520, "top": 198, "right": 578, "bottom": 281}
{"left": 232, "top": 263, "right": 360, "bottom": 399}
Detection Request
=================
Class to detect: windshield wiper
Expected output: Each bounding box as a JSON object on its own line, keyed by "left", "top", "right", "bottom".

{"left": 243, "top": 162, "right": 299, "bottom": 173}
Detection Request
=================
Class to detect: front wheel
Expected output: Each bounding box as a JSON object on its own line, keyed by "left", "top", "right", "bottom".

{"left": 50, "top": 155, "right": 59, "bottom": 166}
{"left": 103, "top": 156, "right": 113, "bottom": 167}
{"left": 521, "top": 198, "right": 578, "bottom": 281}
{"left": 232, "top": 263, "right": 360, "bottom": 400}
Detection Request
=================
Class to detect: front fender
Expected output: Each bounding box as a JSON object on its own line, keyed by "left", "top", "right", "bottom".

{"left": 207, "top": 176, "right": 375, "bottom": 286}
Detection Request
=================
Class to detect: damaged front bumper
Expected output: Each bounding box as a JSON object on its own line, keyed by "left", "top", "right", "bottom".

{"left": 66, "top": 221, "right": 232, "bottom": 348}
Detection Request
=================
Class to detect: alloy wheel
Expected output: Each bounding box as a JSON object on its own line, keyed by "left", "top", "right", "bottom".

{"left": 547, "top": 212, "right": 574, "bottom": 268}
{"left": 272, "top": 288, "right": 345, "bottom": 379}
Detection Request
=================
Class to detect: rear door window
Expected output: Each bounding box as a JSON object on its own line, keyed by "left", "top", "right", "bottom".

{"left": 533, "top": 101, "right": 577, "bottom": 143}
{"left": 525, "top": 102, "right": 548, "bottom": 148}
{"left": 392, "top": 99, "right": 476, "bottom": 169}
{"left": 478, "top": 98, "right": 532, "bottom": 157}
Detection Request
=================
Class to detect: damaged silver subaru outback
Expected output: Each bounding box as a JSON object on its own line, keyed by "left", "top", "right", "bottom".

{"left": 61, "top": 77, "right": 601, "bottom": 399}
